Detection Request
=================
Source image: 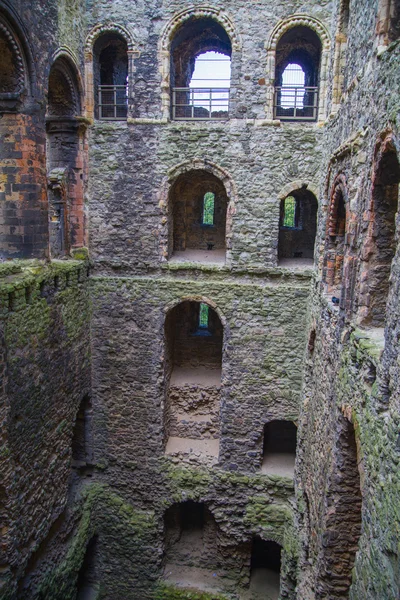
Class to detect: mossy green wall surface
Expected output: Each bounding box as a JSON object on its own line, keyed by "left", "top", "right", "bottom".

{"left": 0, "top": 261, "right": 91, "bottom": 600}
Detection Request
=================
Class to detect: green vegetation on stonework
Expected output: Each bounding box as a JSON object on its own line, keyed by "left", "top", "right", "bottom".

{"left": 283, "top": 196, "right": 296, "bottom": 227}
{"left": 154, "top": 582, "right": 229, "bottom": 600}
{"left": 244, "top": 498, "right": 292, "bottom": 537}
{"left": 202, "top": 192, "right": 215, "bottom": 225}
{"left": 37, "top": 485, "right": 156, "bottom": 600}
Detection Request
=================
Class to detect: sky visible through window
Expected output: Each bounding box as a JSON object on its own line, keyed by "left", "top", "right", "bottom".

{"left": 281, "top": 63, "right": 305, "bottom": 108}
{"left": 189, "top": 51, "right": 231, "bottom": 112}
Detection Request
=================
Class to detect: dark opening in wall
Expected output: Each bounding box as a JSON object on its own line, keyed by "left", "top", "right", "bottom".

{"left": 93, "top": 33, "right": 128, "bottom": 119}
{"left": 169, "top": 169, "right": 228, "bottom": 263}
{"left": 274, "top": 26, "right": 321, "bottom": 120}
{"left": 163, "top": 501, "right": 221, "bottom": 590}
{"left": 362, "top": 142, "right": 399, "bottom": 326}
{"left": 278, "top": 187, "right": 317, "bottom": 263}
{"left": 72, "top": 395, "right": 93, "bottom": 471}
{"left": 0, "top": 14, "right": 27, "bottom": 112}
{"left": 339, "top": 0, "right": 350, "bottom": 36}
{"left": 250, "top": 538, "right": 281, "bottom": 599}
{"left": 165, "top": 301, "right": 223, "bottom": 384}
{"left": 164, "top": 301, "right": 222, "bottom": 461}
{"left": 170, "top": 17, "right": 231, "bottom": 119}
{"left": 76, "top": 535, "right": 100, "bottom": 600}
{"left": 262, "top": 420, "right": 297, "bottom": 477}
{"left": 0, "top": 28, "right": 20, "bottom": 94}
{"left": 324, "top": 178, "right": 348, "bottom": 299}
{"left": 317, "top": 417, "right": 362, "bottom": 599}
{"left": 46, "top": 56, "right": 84, "bottom": 256}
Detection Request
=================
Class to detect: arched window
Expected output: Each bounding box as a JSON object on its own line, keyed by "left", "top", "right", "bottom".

{"left": 164, "top": 301, "right": 222, "bottom": 462}
{"left": 170, "top": 18, "right": 231, "bottom": 120}
{"left": 278, "top": 188, "right": 317, "bottom": 264}
{"left": 46, "top": 57, "right": 85, "bottom": 256}
{"left": 282, "top": 196, "right": 297, "bottom": 228}
{"left": 169, "top": 170, "right": 228, "bottom": 263}
{"left": 262, "top": 421, "right": 297, "bottom": 477}
{"left": 274, "top": 26, "right": 322, "bottom": 120}
{"left": 0, "top": 14, "right": 27, "bottom": 112}
{"left": 202, "top": 192, "right": 215, "bottom": 225}
{"left": 324, "top": 177, "right": 348, "bottom": 299}
{"left": 360, "top": 138, "right": 400, "bottom": 326}
{"left": 198, "top": 302, "right": 210, "bottom": 329}
{"left": 280, "top": 64, "right": 305, "bottom": 111}
{"left": 250, "top": 538, "right": 281, "bottom": 599}
{"left": 93, "top": 33, "right": 128, "bottom": 119}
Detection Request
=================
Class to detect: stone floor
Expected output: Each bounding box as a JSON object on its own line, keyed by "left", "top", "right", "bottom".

{"left": 170, "top": 366, "right": 222, "bottom": 386}
{"left": 171, "top": 249, "right": 226, "bottom": 264}
{"left": 163, "top": 564, "right": 236, "bottom": 596}
{"left": 261, "top": 452, "right": 295, "bottom": 478}
{"left": 163, "top": 564, "right": 280, "bottom": 600}
{"left": 278, "top": 258, "right": 314, "bottom": 269}
{"left": 245, "top": 568, "right": 280, "bottom": 600}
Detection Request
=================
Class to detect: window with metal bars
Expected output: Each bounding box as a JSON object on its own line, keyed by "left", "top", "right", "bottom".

{"left": 94, "top": 34, "right": 128, "bottom": 120}
{"left": 170, "top": 18, "right": 232, "bottom": 120}
{"left": 274, "top": 26, "right": 321, "bottom": 121}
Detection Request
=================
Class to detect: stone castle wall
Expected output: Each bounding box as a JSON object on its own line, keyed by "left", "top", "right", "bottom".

{"left": 0, "top": 0, "right": 399, "bottom": 598}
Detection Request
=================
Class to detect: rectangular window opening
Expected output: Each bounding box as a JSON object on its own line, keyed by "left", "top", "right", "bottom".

{"left": 198, "top": 303, "right": 209, "bottom": 329}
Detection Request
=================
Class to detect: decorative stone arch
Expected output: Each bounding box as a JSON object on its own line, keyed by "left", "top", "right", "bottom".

{"left": 84, "top": 22, "right": 139, "bottom": 121}
{"left": 277, "top": 179, "right": 319, "bottom": 202}
{"left": 277, "top": 181, "right": 319, "bottom": 262}
{"left": 47, "top": 51, "right": 83, "bottom": 117}
{"left": 265, "top": 15, "right": 331, "bottom": 122}
{"left": 324, "top": 173, "right": 353, "bottom": 305}
{"left": 0, "top": 11, "right": 30, "bottom": 110}
{"left": 158, "top": 6, "right": 241, "bottom": 120}
{"left": 164, "top": 295, "right": 228, "bottom": 330}
{"left": 357, "top": 130, "right": 400, "bottom": 325}
{"left": 50, "top": 47, "right": 84, "bottom": 111}
{"left": 327, "top": 173, "right": 348, "bottom": 237}
{"left": 159, "top": 158, "right": 238, "bottom": 265}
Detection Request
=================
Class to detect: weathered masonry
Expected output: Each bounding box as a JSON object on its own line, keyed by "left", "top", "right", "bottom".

{"left": 0, "top": 0, "right": 399, "bottom": 599}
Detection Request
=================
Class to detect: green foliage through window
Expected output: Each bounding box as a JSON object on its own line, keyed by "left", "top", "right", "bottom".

{"left": 202, "top": 192, "right": 215, "bottom": 225}
{"left": 199, "top": 303, "right": 209, "bottom": 328}
{"left": 283, "top": 196, "right": 296, "bottom": 227}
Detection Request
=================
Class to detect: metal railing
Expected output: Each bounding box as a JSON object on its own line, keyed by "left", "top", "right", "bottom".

{"left": 172, "top": 87, "right": 230, "bottom": 120}
{"left": 274, "top": 86, "right": 318, "bottom": 121}
{"left": 98, "top": 85, "right": 128, "bottom": 120}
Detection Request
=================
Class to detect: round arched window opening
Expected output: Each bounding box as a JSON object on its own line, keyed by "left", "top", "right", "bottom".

{"left": 274, "top": 26, "right": 322, "bottom": 120}
{"left": 170, "top": 17, "right": 232, "bottom": 120}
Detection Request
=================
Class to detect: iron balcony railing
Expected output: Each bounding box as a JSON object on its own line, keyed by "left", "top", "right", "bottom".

{"left": 274, "top": 86, "right": 318, "bottom": 121}
{"left": 98, "top": 85, "right": 128, "bottom": 120}
{"left": 172, "top": 87, "right": 230, "bottom": 120}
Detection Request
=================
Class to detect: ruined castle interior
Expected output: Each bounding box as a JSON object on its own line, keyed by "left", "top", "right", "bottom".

{"left": 0, "top": 0, "right": 399, "bottom": 598}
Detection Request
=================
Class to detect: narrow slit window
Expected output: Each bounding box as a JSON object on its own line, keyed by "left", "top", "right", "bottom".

{"left": 283, "top": 196, "right": 296, "bottom": 228}
{"left": 202, "top": 192, "right": 215, "bottom": 225}
{"left": 198, "top": 303, "right": 209, "bottom": 329}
